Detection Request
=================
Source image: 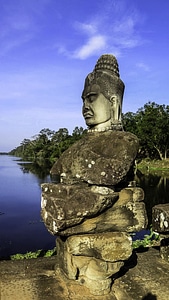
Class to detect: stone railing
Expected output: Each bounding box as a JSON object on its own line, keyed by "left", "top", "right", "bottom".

{"left": 152, "top": 203, "right": 169, "bottom": 262}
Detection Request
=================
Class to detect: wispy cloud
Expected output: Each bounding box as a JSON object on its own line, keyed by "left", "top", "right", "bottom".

{"left": 73, "top": 35, "right": 107, "bottom": 59}
{"left": 136, "top": 62, "right": 150, "bottom": 72}
{"left": 67, "top": 1, "right": 144, "bottom": 60}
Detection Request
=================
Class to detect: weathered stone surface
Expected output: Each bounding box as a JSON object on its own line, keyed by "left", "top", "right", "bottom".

{"left": 152, "top": 203, "right": 169, "bottom": 233}
{"left": 160, "top": 238, "right": 169, "bottom": 262}
{"left": 41, "top": 183, "right": 118, "bottom": 235}
{"left": 58, "top": 187, "right": 148, "bottom": 236}
{"left": 50, "top": 130, "right": 139, "bottom": 186}
{"left": 56, "top": 233, "right": 130, "bottom": 296}
{"left": 74, "top": 256, "right": 123, "bottom": 280}
{"left": 65, "top": 232, "right": 132, "bottom": 262}
{"left": 82, "top": 54, "right": 124, "bottom": 132}
{"left": 57, "top": 244, "right": 123, "bottom": 296}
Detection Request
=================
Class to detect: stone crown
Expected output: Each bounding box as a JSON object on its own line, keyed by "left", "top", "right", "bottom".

{"left": 94, "top": 54, "right": 120, "bottom": 78}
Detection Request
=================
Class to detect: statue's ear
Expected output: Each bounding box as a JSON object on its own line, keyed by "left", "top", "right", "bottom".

{"left": 110, "top": 95, "right": 117, "bottom": 107}
{"left": 110, "top": 95, "right": 122, "bottom": 122}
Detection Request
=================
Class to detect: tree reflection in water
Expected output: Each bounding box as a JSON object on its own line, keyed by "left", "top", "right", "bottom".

{"left": 135, "top": 170, "right": 169, "bottom": 226}
{"left": 17, "top": 161, "right": 51, "bottom": 185}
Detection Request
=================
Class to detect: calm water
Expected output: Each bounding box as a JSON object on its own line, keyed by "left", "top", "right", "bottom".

{"left": 135, "top": 170, "right": 169, "bottom": 226}
{"left": 0, "top": 155, "right": 169, "bottom": 257}
{"left": 0, "top": 155, "right": 55, "bottom": 258}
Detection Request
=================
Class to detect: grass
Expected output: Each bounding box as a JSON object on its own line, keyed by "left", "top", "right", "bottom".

{"left": 132, "top": 227, "right": 160, "bottom": 249}
{"left": 10, "top": 247, "right": 56, "bottom": 260}
{"left": 137, "top": 159, "right": 169, "bottom": 175}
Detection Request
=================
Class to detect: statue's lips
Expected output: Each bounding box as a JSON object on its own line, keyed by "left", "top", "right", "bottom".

{"left": 83, "top": 113, "right": 94, "bottom": 118}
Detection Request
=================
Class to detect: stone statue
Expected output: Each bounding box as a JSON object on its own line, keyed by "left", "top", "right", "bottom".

{"left": 41, "top": 54, "right": 148, "bottom": 297}
{"left": 82, "top": 54, "right": 124, "bottom": 132}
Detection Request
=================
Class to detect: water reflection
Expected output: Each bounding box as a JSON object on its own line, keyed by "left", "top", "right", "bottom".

{"left": 135, "top": 170, "right": 169, "bottom": 225}
{"left": 16, "top": 159, "right": 51, "bottom": 178}
{"left": 0, "top": 155, "right": 55, "bottom": 258}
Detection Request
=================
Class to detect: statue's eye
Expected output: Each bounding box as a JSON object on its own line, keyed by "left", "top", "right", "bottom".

{"left": 88, "top": 94, "right": 97, "bottom": 102}
{"left": 82, "top": 93, "right": 97, "bottom": 104}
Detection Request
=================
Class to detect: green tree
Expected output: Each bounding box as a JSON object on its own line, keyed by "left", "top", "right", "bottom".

{"left": 122, "top": 112, "right": 138, "bottom": 135}
{"left": 137, "top": 102, "right": 169, "bottom": 160}
{"left": 123, "top": 102, "right": 169, "bottom": 160}
{"left": 51, "top": 128, "right": 69, "bottom": 144}
{"left": 72, "top": 126, "right": 86, "bottom": 136}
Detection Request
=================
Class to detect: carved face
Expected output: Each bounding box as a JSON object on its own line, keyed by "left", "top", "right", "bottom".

{"left": 82, "top": 83, "right": 111, "bottom": 129}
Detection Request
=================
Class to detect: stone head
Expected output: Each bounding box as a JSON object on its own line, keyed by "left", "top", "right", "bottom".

{"left": 82, "top": 54, "right": 125, "bottom": 131}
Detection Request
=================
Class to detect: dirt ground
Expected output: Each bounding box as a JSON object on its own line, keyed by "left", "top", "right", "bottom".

{"left": 0, "top": 247, "right": 169, "bottom": 300}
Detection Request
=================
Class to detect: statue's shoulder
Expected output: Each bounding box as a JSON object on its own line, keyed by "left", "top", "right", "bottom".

{"left": 78, "top": 130, "right": 139, "bottom": 152}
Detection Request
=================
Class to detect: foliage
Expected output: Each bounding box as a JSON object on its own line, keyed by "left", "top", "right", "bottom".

{"left": 10, "top": 248, "right": 56, "bottom": 260}
{"left": 9, "top": 126, "right": 87, "bottom": 166}
{"left": 122, "top": 102, "right": 169, "bottom": 160}
{"left": 137, "top": 159, "right": 169, "bottom": 174}
{"left": 132, "top": 227, "right": 160, "bottom": 249}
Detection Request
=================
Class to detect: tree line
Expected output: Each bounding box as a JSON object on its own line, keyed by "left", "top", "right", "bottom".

{"left": 9, "top": 126, "right": 87, "bottom": 167}
{"left": 9, "top": 102, "right": 169, "bottom": 165}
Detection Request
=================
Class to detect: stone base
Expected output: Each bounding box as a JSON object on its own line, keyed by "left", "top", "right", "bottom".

{"left": 55, "top": 266, "right": 117, "bottom": 299}
{"left": 56, "top": 232, "right": 132, "bottom": 295}
{"left": 160, "top": 237, "right": 169, "bottom": 262}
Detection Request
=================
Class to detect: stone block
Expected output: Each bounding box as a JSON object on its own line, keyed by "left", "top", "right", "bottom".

{"left": 117, "top": 187, "right": 144, "bottom": 205}
{"left": 56, "top": 237, "right": 77, "bottom": 280}
{"left": 152, "top": 204, "right": 169, "bottom": 233}
{"left": 60, "top": 187, "right": 148, "bottom": 235}
{"left": 77, "top": 275, "right": 112, "bottom": 296}
{"left": 56, "top": 235, "right": 125, "bottom": 296}
{"left": 41, "top": 183, "right": 118, "bottom": 234}
{"left": 66, "top": 232, "right": 132, "bottom": 262}
{"left": 50, "top": 130, "right": 139, "bottom": 186}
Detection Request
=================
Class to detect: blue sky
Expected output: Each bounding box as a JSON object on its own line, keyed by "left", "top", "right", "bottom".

{"left": 0, "top": 0, "right": 169, "bottom": 151}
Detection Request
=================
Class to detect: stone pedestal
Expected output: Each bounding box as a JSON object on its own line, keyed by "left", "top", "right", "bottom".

{"left": 56, "top": 232, "right": 132, "bottom": 295}
{"left": 41, "top": 184, "right": 147, "bottom": 295}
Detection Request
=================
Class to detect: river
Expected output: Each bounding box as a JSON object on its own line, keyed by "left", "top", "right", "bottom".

{"left": 0, "top": 155, "right": 55, "bottom": 258}
{"left": 0, "top": 155, "right": 169, "bottom": 258}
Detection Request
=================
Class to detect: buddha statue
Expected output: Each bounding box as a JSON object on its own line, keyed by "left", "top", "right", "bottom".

{"left": 41, "top": 54, "right": 147, "bottom": 297}
{"left": 82, "top": 54, "right": 125, "bottom": 131}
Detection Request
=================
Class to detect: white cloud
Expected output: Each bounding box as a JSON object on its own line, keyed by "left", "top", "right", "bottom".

{"left": 73, "top": 35, "right": 107, "bottom": 59}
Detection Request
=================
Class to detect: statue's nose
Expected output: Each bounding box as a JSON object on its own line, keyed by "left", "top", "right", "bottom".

{"left": 83, "top": 99, "right": 90, "bottom": 109}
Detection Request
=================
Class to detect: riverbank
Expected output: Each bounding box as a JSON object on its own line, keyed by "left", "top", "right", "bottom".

{"left": 0, "top": 247, "right": 169, "bottom": 299}
{"left": 137, "top": 159, "right": 169, "bottom": 175}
